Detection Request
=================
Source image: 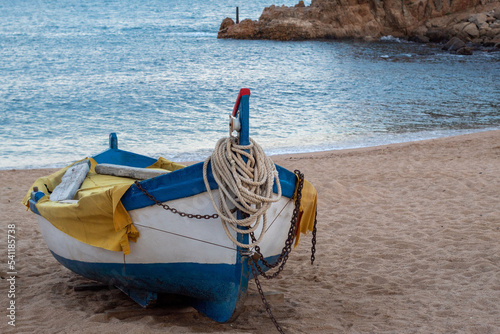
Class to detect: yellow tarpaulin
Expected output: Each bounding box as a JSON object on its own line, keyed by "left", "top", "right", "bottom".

{"left": 23, "top": 156, "right": 314, "bottom": 253}
{"left": 294, "top": 179, "right": 318, "bottom": 247}
{"left": 22, "top": 157, "right": 185, "bottom": 255}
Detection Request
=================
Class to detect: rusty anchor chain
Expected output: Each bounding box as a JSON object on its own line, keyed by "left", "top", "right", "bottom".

{"left": 134, "top": 181, "right": 219, "bottom": 220}
{"left": 134, "top": 170, "right": 318, "bottom": 334}
{"left": 249, "top": 170, "right": 318, "bottom": 334}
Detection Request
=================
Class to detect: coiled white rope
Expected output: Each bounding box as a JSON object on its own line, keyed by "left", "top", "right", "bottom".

{"left": 203, "top": 136, "right": 282, "bottom": 248}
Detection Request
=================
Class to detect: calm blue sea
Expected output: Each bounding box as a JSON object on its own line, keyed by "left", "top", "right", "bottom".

{"left": 1, "top": 0, "right": 499, "bottom": 169}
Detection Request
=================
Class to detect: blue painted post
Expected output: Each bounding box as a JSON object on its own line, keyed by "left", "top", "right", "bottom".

{"left": 109, "top": 133, "right": 118, "bottom": 149}
{"left": 233, "top": 88, "right": 251, "bottom": 316}
{"left": 238, "top": 94, "right": 250, "bottom": 147}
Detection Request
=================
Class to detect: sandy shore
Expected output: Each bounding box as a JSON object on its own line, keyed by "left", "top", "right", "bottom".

{"left": 1, "top": 130, "right": 499, "bottom": 333}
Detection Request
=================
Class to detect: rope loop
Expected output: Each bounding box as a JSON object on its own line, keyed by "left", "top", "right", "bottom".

{"left": 203, "top": 137, "right": 281, "bottom": 248}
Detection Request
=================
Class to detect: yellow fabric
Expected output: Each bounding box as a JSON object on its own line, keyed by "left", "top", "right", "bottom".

{"left": 22, "top": 157, "right": 185, "bottom": 255}
{"left": 148, "top": 157, "right": 186, "bottom": 172}
{"left": 294, "top": 179, "right": 317, "bottom": 247}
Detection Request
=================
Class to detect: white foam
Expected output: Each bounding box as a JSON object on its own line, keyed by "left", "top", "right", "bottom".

{"left": 380, "top": 35, "right": 408, "bottom": 43}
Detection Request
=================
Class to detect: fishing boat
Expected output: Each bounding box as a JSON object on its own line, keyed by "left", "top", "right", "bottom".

{"left": 23, "top": 88, "right": 317, "bottom": 323}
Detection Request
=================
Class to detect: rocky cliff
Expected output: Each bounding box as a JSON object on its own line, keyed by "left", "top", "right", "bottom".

{"left": 218, "top": 0, "right": 500, "bottom": 50}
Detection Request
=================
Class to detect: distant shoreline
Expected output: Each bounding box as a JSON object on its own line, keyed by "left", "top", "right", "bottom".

{"left": 5, "top": 128, "right": 500, "bottom": 171}
{"left": 218, "top": 1, "right": 500, "bottom": 54}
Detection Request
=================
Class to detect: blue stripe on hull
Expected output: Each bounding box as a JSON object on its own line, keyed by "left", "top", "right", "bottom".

{"left": 93, "top": 148, "right": 157, "bottom": 168}
{"left": 121, "top": 161, "right": 297, "bottom": 211}
{"left": 50, "top": 251, "right": 279, "bottom": 322}
{"left": 92, "top": 147, "right": 298, "bottom": 212}
{"left": 51, "top": 251, "right": 242, "bottom": 322}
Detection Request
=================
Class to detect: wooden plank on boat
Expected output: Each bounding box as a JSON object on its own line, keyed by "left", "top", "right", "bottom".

{"left": 51, "top": 160, "right": 91, "bottom": 201}
{"left": 95, "top": 163, "right": 171, "bottom": 180}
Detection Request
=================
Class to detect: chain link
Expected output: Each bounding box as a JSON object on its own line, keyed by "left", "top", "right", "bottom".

{"left": 250, "top": 257, "right": 286, "bottom": 334}
{"left": 248, "top": 170, "right": 319, "bottom": 334}
{"left": 134, "top": 181, "right": 219, "bottom": 220}
{"left": 250, "top": 170, "right": 304, "bottom": 279}
{"left": 134, "top": 171, "right": 318, "bottom": 334}
{"left": 311, "top": 208, "right": 317, "bottom": 265}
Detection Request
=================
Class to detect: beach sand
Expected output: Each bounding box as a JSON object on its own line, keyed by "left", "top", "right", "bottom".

{"left": 1, "top": 130, "right": 499, "bottom": 333}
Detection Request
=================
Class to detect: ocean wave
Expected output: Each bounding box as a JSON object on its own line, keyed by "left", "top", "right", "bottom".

{"left": 379, "top": 35, "right": 409, "bottom": 43}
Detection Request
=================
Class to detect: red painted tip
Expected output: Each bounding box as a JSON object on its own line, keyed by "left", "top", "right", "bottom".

{"left": 232, "top": 88, "right": 251, "bottom": 116}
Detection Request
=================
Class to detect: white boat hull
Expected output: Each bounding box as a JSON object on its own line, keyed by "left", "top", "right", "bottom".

{"left": 38, "top": 192, "right": 294, "bottom": 265}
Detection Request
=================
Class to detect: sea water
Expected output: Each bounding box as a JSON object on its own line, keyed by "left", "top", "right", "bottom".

{"left": 1, "top": 0, "right": 499, "bottom": 169}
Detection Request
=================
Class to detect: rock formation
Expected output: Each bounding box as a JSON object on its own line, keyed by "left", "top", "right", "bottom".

{"left": 218, "top": 0, "right": 500, "bottom": 52}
